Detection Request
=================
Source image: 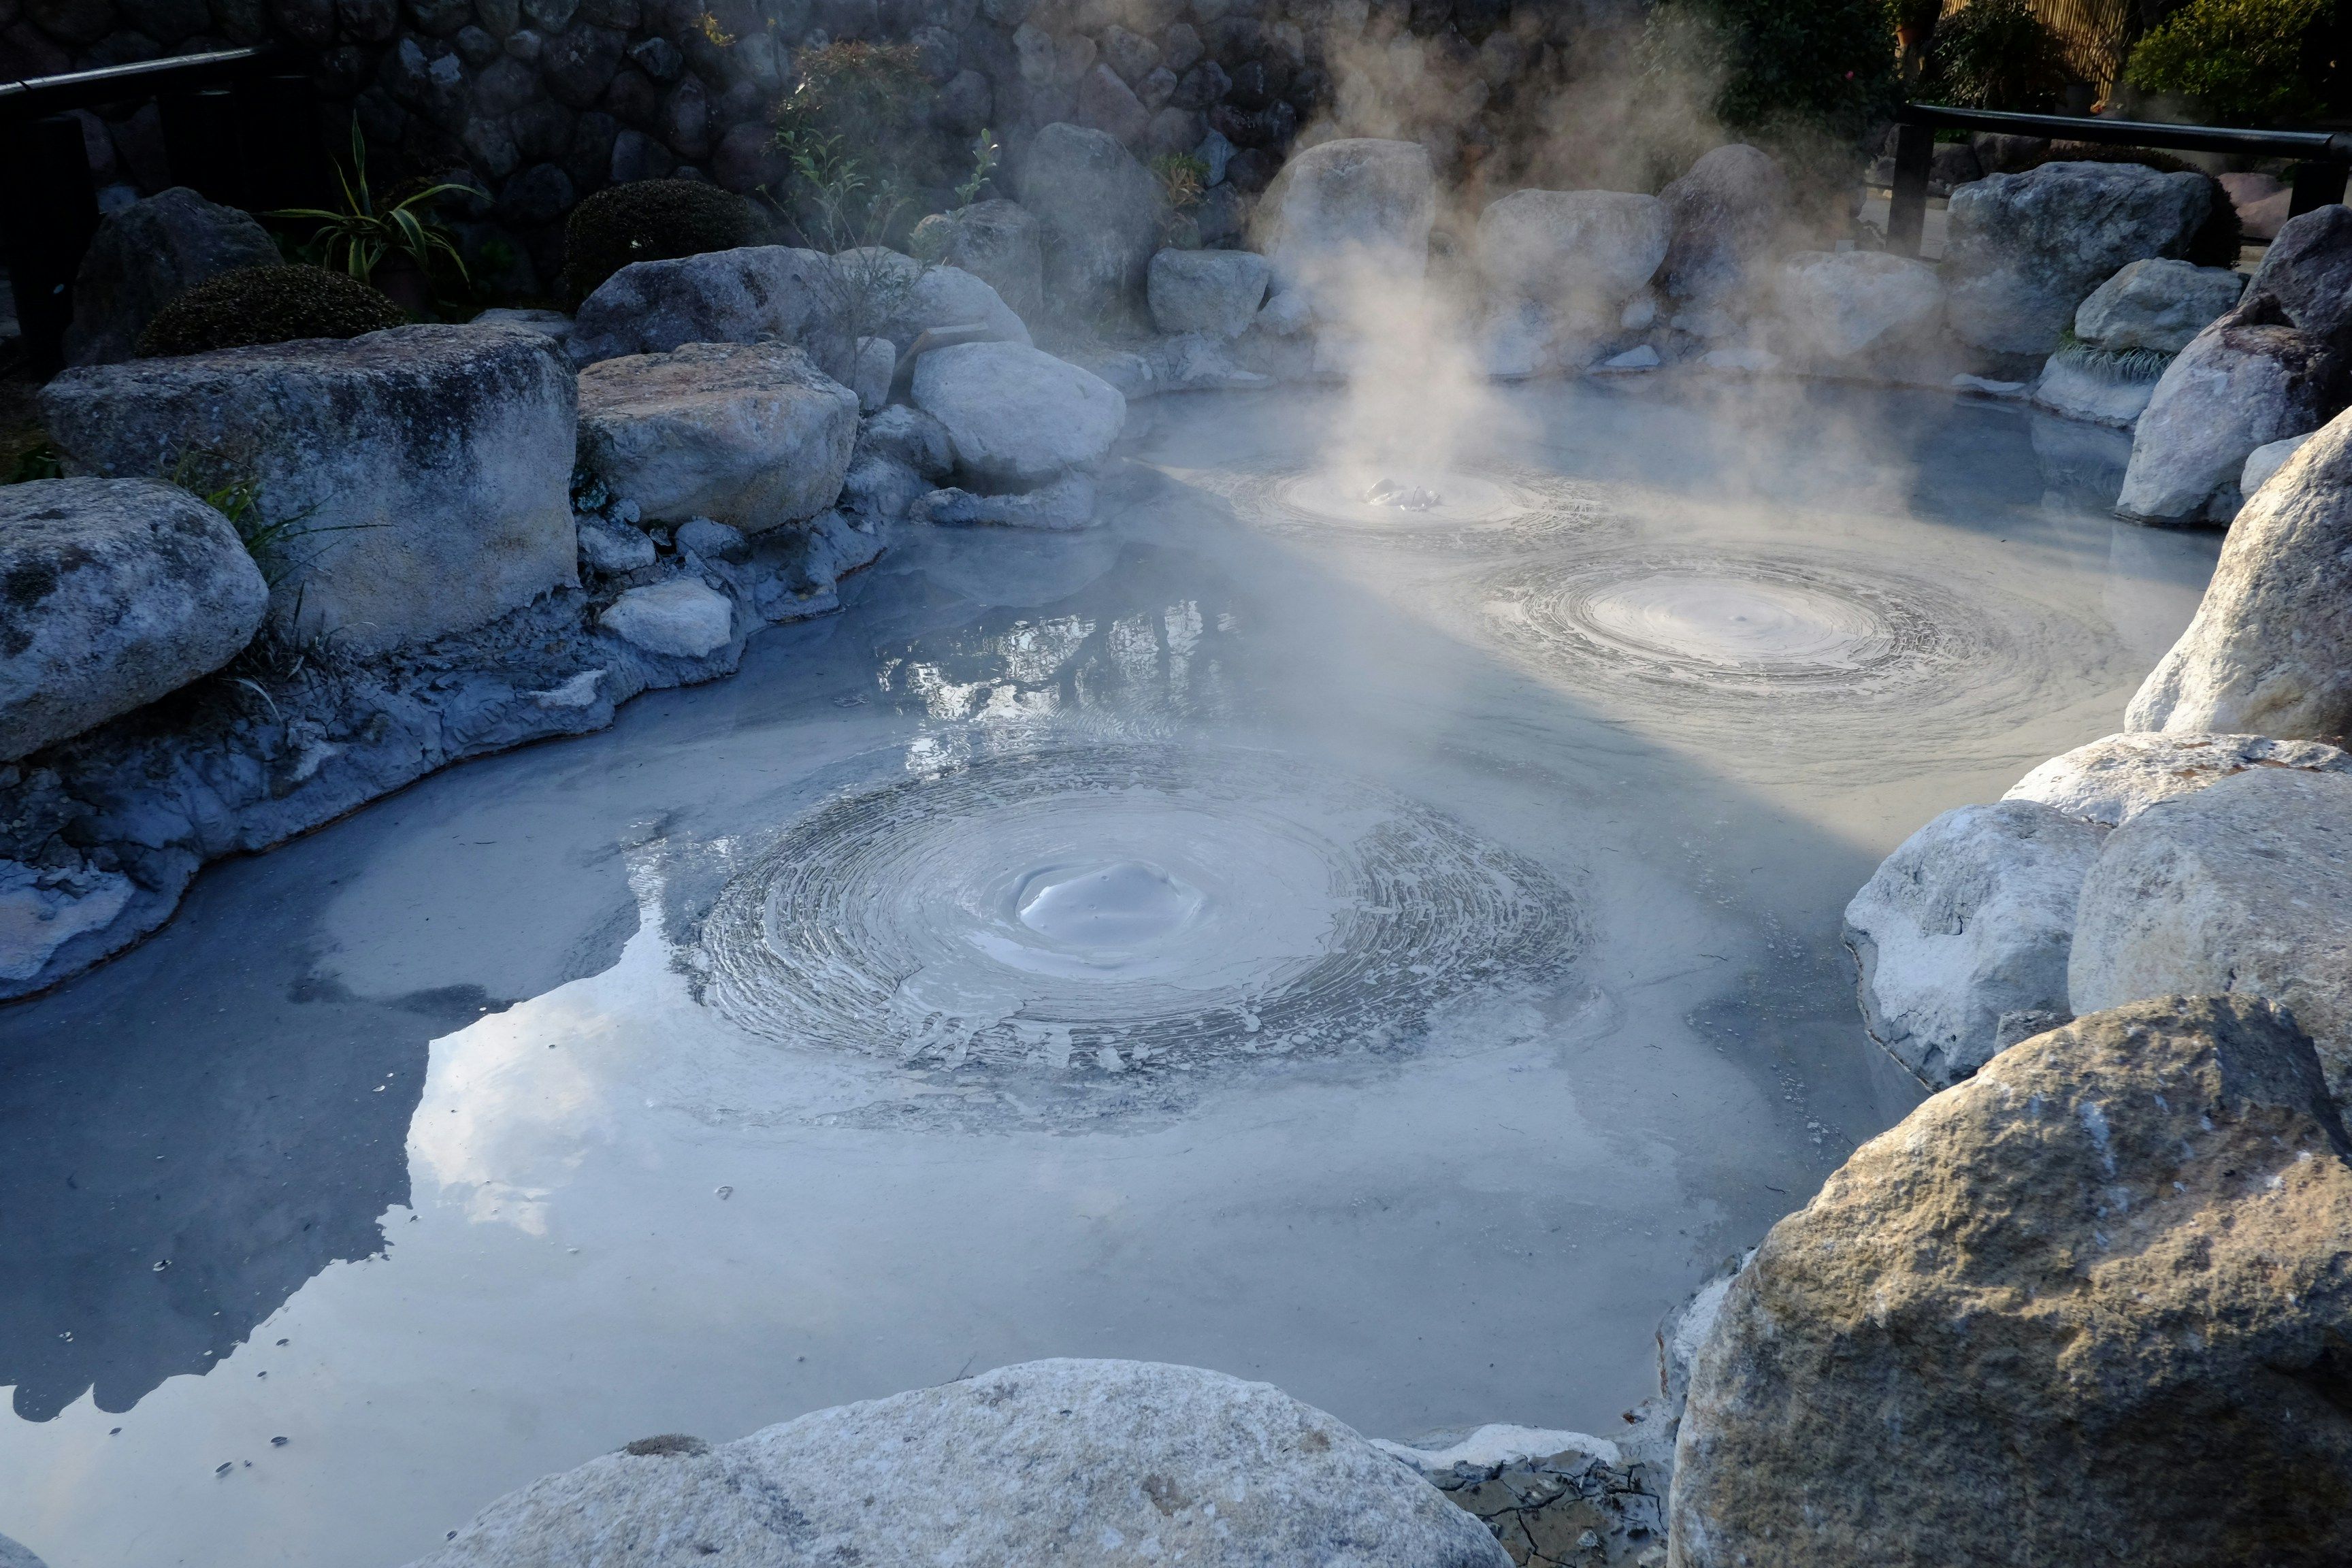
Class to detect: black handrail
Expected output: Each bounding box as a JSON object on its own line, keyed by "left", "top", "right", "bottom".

{"left": 0, "top": 46, "right": 277, "bottom": 122}
{"left": 1886, "top": 102, "right": 2352, "bottom": 257}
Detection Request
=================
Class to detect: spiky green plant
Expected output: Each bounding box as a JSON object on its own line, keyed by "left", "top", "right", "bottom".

{"left": 272, "top": 122, "right": 471, "bottom": 290}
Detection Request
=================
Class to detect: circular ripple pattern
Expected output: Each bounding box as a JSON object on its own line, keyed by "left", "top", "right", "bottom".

{"left": 1188, "top": 460, "right": 1609, "bottom": 552}
{"left": 1481, "top": 548, "right": 1987, "bottom": 697}
{"left": 700, "top": 746, "right": 1581, "bottom": 1075}
{"left": 1473, "top": 546, "right": 2122, "bottom": 771}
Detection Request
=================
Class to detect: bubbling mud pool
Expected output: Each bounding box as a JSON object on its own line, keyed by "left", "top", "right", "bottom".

{"left": 698, "top": 745, "right": 1580, "bottom": 1083}
{"left": 0, "top": 381, "right": 2222, "bottom": 1568}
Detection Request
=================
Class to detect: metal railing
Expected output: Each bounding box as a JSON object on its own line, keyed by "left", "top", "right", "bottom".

{"left": 0, "top": 46, "right": 327, "bottom": 375}
{"left": 1886, "top": 102, "right": 2352, "bottom": 257}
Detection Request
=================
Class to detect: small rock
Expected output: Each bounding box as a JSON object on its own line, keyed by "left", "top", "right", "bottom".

{"left": 672, "top": 517, "right": 746, "bottom": 561}
{"left": 2072, "top": 257, "right": 2244, "bottom": 355}
{"left": 598, "top": 577, "right": 734, "bottom": 659}
{"left": 2029, "top": 353, "right": 2163, "bottom": 429}
{"left": 1843, "top": 799, "right": 2107, "bottom": 1089}
{"left": 2240, "top": 430, "right": 2315, "bottom": 501}
{"left": 855, "top": 405, "right": 953, "bottom": 479}
{"left": 850, "top": 335, "right": 895, "bottom": 412}
{"left": 911, "top": 471, "right": 1097, "bottom": 530}
{"left": 1147, "top": 247, "right": 1270, "bottom": 338}
{"left": 576, "top": 517, "right": 657, "bottom": 574}
{"left": 911, "top": 341, "right": 1126, "bottom": 485}
{"left": 1597, "top": 344, "right": 1661, "bottom": 372}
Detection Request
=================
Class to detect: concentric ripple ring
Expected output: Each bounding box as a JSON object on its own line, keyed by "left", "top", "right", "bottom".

{"left": 1183, "top": 459, "right": 1609, "bottom": 551}
{"left": 697, "top": 746, "right": 1582, "bottom": 1075}
{"left": 1481, "top": 549, "right": 1972, "bottom": 693}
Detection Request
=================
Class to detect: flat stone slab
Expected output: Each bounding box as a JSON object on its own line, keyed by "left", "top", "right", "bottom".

{"left": 577, "top": 341, "right": 858, "bottom": 532}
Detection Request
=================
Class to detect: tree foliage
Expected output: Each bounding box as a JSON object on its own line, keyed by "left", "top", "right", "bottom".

{"left": 2125, "top": 0, "right": 2334, "bottom": 123}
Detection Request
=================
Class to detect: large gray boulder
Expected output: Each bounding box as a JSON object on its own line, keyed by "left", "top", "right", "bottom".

{"left": 0, "top": 478, "right": 267, "bottom": 759}
{"left": 2115, "top": 206, "right": 2352, "bottom": 522}
{"left": 2112, "top": 320, "right": 2341, "bottom": 521}
{"left": 2005, "top": 730, "right": 2352, "bottom": 827}
{"left": 567, "top": 244, "right": 838, "bottom": 365}
{"left": 576, "top": 341, "right": 859, "bottom": 533}
{"left": 2127, "top": 404, "right": 2352, "bottom": 737}
{"left": 911, "top": 340, "right": 1126, "bottom": 485}
{"left": 1942, "top": 161, "right": 2209, "bottom": 356}
{"left": 1017, "top": 122, "right": 1163, "bottom": 319}
{"left": 909, "top": 198, "right": 1046, "bottom": 321}
{"left": 1771, "top": 250, "right": 1942, "bottom": 362}
{"left": 1147, "top": 247, "right": 1270, "bottom": 338}
{"left": 1842, "top": 800, "right": 2106, "bottom": 1090}
{"left": 1658, "top": 144, "right": 1788, "bottom": 326}
{"left": 41, "top": 324, "right": 578, "bottom": 653}
{"left": 1475, "top": 188, "right": 1667, "bottom": 325}
{"left": 1671, "top": 995, "right": 2352, "bottom": 1568}
{"left": 408, "top": 1359, "right": 1511, "bottom": 1568}
{"left": 1255, "top": 137, "right": 1435, "bottom": 303}
{"left": 2070, "top": 768, "right": 2352, "bottom": 1108}
{"left": 63, "top": 186, "right": 278, "bottom": 367}
{"left": 2073, "top": 257, "right": 2245, "bottom": 355}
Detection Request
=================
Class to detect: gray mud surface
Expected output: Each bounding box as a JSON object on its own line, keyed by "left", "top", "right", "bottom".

{"left": 0, "top": 379, "right": 2217, "bottom": 1567}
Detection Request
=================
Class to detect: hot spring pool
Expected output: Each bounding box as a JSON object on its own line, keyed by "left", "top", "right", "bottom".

{"left": 0, "top": 378, "right": 2219, "bottom": 1567}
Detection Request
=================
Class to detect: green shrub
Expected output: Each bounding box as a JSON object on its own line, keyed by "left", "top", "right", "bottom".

{"left": 1656, "top": 0, "right": 1902, "bottom": 135}
{"left": 770, "top": 41, "right": 945, "bottom": 250}
{"left": 558, "top": 178, "right": 761, "bottom": 305}
{"left": 137, "top": 265, "right": 405, "bottom": 357}
{"left": 2125, "top": 0, "right": 2333, "bottom": 124}
{"left": 1924, "top": 0, "right": 2076, "bottom": 112}
{"left": 774, "top": 40, "right": 934, "bottom": 157}
{"left": 2014, "top": 142, "right": 2246, "bottom": 268}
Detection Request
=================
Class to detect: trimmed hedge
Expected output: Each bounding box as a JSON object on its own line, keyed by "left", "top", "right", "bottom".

{"left": 559, "top": 179, "right": 761, "bottom": 306}
{"left": 137, "top": 265, "right": 406, "bottom": 357}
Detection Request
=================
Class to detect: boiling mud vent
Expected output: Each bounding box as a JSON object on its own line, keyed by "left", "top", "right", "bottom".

{"left": 697, "top": 745, "right": 1582, "bottom": 1099}
{"left": 1189, "top": 459, "right": 1605, "bottom": 550}
{"left": 1483, "top": 547, "right": 1967, "bottom": 691}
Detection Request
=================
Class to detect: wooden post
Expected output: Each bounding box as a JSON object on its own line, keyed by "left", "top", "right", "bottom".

{"left": 1887, "top": 118, "right": 1935, "bottom": 258}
